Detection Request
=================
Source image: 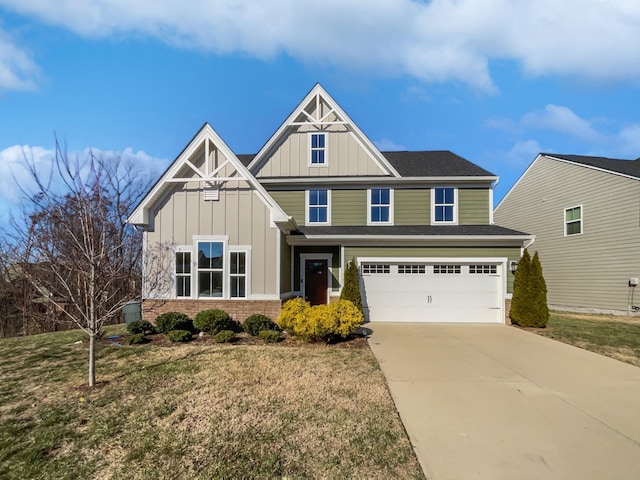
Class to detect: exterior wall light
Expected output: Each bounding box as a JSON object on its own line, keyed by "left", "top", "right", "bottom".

{"left": 510, "top": 261, "right": 518, "bottom": 275}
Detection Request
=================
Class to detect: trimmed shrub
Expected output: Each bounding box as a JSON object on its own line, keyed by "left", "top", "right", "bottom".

{"left": 277, "top": 298, "right": 363, "bottom": 342}
{"left": 510, "top": 249, "right": 549, "bottom": 328}
{"left": 243, "top": 314, "right": 280, "bottom": 336}
{"left": 340, "top": 259, "right": 363, "bottom": 313}
{"left": 214, "top": 330, "right": 235, "bottom": 343}
{"left": 127, "top": 320, "right": 155, "bottom": 335}
{"left": 258, "top": 330, "right": 282, "bottom": 343}
{"left": 128, "top": 333, "right": 147, "bottom": 345}
{"left": 166, "top": 329, "right": 192, "bottom": 342}
{"left": 277, "top": 297, "right": 310, "bottom": 335}
{"left": 155, "top": 312, "right": 193, "bottom": 334}
{"left": 193, "top": 309, "right": 240, "bottom": 334}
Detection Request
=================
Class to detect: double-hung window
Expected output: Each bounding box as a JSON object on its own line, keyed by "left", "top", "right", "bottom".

{"left": 310, "top": 132, "right": 327, "bottom": 165}
{"left": 565, "top": 205, "right": 582, "bottom": 236}
{"left": 197, "top": 241, "right": 224, "bottom": 297}
{"left": 229, "top": 251, "right": 248, "bottom": 298}
{"left": 433, "top": 187, "right": 456, "bottom": 224}
{"left": 307, "top": 189, "right": 330, "bottom": 224}
{"left": 369, "top": 188, "right": 393, "bottom": 224}
{"left": 175, "top": 250, "right": 191, "bottom": 297}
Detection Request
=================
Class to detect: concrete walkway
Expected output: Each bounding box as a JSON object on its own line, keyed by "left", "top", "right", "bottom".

{"left": 367, "top": 323, "right": 640, "bottom": 480}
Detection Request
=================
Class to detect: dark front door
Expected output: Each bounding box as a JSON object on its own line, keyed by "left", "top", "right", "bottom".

{"left": 305, "top": 259, "right": 328, "bottom": 305}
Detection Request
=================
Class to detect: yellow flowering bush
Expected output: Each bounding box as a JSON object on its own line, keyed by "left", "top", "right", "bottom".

{"left": 277, "top": 298, "right": 363, "bottom": 342}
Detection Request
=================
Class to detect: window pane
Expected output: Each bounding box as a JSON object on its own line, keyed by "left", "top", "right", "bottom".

{"left": 567, "top": 221, "right": 581, "bottom": 235}
{"left": 198, "top": 242, "right": 223, "bottom": 269}
{"left": 231, "top": 276, "right": 246, "bottom": 298}
{"left": 435, "top": 188, "right": 444, "bottom": 204}
{"left": 318, "top": 189, "right": 327, "bottom": 205}
{"left": 444, "top": 206, "right": 453, "bottom": 222}
{"left": 238, "top": 252, "right": 246, "bottom": 274}
{"left": 444, "top": 188, "right": 454, "bottom": 203}
{"left": 379, "top": 207, "right": 389, "bottom": 222}
{"left": 317, "top": 207, "right": 327, "bottom": 223}
{"left": 199, "top": 271, "right": 223, "bottom": 297}
{"left": 372, "top": 189, "right": 380, "bottom": 205}
{"left": 176, "top": 276, "right": 191, "bottom": 297}
{"left": 176, "top": 252, "right": 191, "bottom": 274}
{"left": 380, "top": 188, "right": 390, "bottom": 204}
{"left": 230, "top": 252, "right": 246, "bottom": 275}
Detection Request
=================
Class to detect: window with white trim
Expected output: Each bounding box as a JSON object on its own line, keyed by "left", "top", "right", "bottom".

{"left": 433, "top": 187, "right": 456, "bottom": 223}
{"left": 175, "top": 251, "right": 191, "bottom": 297}
{"left": 433, "top": 264, "right": 461, "bottom": 274}
{"left": 307, "top": 189, "right": 329, "bottom": 224}
{"left": 469, "top": 264, "right": 497, "bottom": 274}
{"left": 362, "top": 264, "right": 390, "bottom": 274}
{"left": 310, "top": 132, "right": 326, "bottom": 165}
{"left": 398, "top": 264, "right": 426, "bottom": 274}
{"left": 369, "top": 188, "right": 392, "bottom": 224}
{"left": 197, "top": 241, "right": 224, "bottom": 297}
{"left": 229, "top": 251, "right": 247, "bottom": 298}
{"left": 565, "top": 205, "right": 582, "bottom": 236}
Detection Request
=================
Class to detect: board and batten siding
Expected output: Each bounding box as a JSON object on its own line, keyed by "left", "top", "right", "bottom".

{"left": 494, "top": 156, "right": 640, "bottom": 312}
{"left": 344, "top": 246, "right": 520, "bottom": 293}
{"left": 459, "top": 189, "right": 490, "bottom": 224}
{"left": 255, "top": 127, "right": 386, "bottom": 178}
{"left": 147, "top": 180, "right": 279, "bottom": 298}
{"left": 395, "top": 189, "right": 430, "bottom": 225}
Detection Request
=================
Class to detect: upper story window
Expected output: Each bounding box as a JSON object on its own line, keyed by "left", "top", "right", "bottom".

{"left": 309, "top": 132, "right": 327, "bottom": 166}
{"left": 565, "top": 205, "right": 582, "bottom": 236}
{"left": 433, "top": 187, "right": 457, "bottom": 224}
{"left": 368, "top": 188, "right": 393, "bottom": 224}
{"left": 307, "top": 189, "right": 330, "bottom": 224}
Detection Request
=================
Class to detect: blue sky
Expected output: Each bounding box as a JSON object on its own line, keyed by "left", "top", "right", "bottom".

{"left": 1, "top": 0, "right": 639, "bottom": 225}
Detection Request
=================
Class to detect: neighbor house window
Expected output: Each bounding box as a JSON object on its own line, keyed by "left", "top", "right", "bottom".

{"left": 229, "top": 251, "right": 247, "bottom": 298}
{"left": 369, "top": 188, "right": 393, "bottom": 224}
{"left": 433, "top": 187, "right": 456, "bottom": 223}
{"left": 307, "top": 189, "right": 330, "bottom": 224}
{"left": 565, "top": 205, "right": 582, "bottom": 236}
{"left": 175, "top": 251, "right": 191, "bottom": 297}
{"left": 197, "top": 241, "right": 224, "bottom": 297}
{"left": 310, "top": 132, "right": 327, "bottom": 165}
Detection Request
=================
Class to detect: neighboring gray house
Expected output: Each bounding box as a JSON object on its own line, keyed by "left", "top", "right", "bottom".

{"left": 129, "top": 84, "right": 532, "bottom": 324}
{"left": 495, "top": 153, "right": 640, "bottom": 315}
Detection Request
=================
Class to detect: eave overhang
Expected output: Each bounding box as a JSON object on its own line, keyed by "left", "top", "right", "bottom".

{"left": 286, "top": 233, "right": 534, "bottom": 247}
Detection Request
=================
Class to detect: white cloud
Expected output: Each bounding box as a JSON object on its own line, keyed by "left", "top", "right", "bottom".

{"left": 375, "top": 138, "right": 406, "bottom": 151}
{"left": 617, "top": 124, "right": 640, "bottom": 157}
{"left": 0, "top": 29, "right": 39, "bottom": 91}
{"left": 522, "top": 105, "right": 607, "bottom": 144}
{"left": 1, "top": 0, "right": 640, "bottom": 91}
{"left": 489, "top": 139, "right": 543, "bottom": 169}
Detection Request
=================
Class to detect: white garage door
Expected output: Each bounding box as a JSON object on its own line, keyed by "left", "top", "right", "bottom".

{"left": 360, "top": 260, "right": 504, "bottom": 323}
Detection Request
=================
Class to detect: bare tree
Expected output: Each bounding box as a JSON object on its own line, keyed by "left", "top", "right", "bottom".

{"left": 4, "top": 140, "right": 152, "bottom": 386}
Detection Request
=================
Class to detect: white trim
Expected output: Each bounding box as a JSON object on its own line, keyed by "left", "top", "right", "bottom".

{"left": 228, "top": 246, "right": 252, "bottom": 299}
{"left": 174, "top": 245, "right": 194, "bottom": 299}
{"left": 367, "top": 188, "right": 394, "bottom": 225}
{"left": 564, "top": 204, "right": 583, "bottom": 237}
{"left": 489, "top": 186, "right": 494, "bottom": 224}
{"left": 275, "top": 233, "right": 281, "bottom": 297}
{"left": 340, "top": 244, "right": 346, "bottom": 295}
{"left": 308, "top": 131, "right": 328, "bottom": 167}
{"left": 286, "top": 233, "right": 533, "bottom": 247}
{"left": 431, "top": 187, "right": 458, "bottom": 225}
{"left": 194, "top": 236, "right": 228, "bottom": 300}
{"left": 305, "top": 188, "right": 331, "bottom": 226}
{"left": 300, "top": 253, "right": 333, "bottom": 304}
{"left": 258, "top": 176, "right": 498, "bottom": 185}
{"left": 247, "top": 294, "right": 281, "bottom": 300}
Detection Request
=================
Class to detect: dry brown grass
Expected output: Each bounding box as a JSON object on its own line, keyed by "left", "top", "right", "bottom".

{"left": 0, "top": 326, "right": 423, "bottom": 479}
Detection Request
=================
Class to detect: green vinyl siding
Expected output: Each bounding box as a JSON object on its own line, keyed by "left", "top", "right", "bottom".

{"left": 395, "top": 189, "right": 430, "bottom": 225}
{"left": 459, "top": 189, "right": 490, "bottom": 224}
{"left": 269, "top": 190, "right": 305, "bottom": 223}
{"left": 332, "top": 190, "right": 366, "bottom": 225}
{"left": 344, "top": 245, "right": 521, "bottom": 293}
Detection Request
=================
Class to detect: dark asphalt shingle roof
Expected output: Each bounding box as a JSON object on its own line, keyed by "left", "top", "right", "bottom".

{"left": 543, "top": 153, "right": 640, "bottom": 179}
{"left": 382, "top": 151, "right": 495, "bottom": 177}
{"left": 294, "top": 225, "right": 529, "bottom": 237}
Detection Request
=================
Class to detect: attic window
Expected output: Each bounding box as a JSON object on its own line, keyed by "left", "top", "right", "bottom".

{"left": 204, "top": 185, "right": 219, "bottom": 201}
{"left": 309, "top": 132, "right": 327, "bottom": 166}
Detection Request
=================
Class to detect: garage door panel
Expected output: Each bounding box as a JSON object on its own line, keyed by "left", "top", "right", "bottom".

{"left": 360, "top": 261, "right": 503, "bottom": 324}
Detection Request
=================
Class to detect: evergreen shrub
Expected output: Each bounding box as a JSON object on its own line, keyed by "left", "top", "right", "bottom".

{"left": 155, "top": 312, "right": 193, "bottom": 334}
{"left": 243, "top": 314, "right": 280, "bottom": 336}
{"left": 340, "top": 259, "right": 363, "bottom": 312}
{"left": 193, "top": 309, "right": 240, "bottom": 334}
{"left": 166, "top": 329, "right": 192, "bottom": 342}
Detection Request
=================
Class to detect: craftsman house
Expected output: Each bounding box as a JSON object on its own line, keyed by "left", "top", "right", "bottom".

{"left": 129, "top": 84, "right": 532, "bottom": 323}
{"left": 495, "top": 153, "right": 640, "bottom": 314}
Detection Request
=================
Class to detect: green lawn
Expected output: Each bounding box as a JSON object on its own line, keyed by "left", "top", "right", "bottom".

{"left": 529, "top": 312, "right": 640, "bottom": 367}
{"left": 0, "top": 326, "right": 423, "bottom": 479}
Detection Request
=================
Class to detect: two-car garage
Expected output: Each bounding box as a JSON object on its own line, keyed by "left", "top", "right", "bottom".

{"left": 358, "top": 258, "right": 505, "bottom": 323}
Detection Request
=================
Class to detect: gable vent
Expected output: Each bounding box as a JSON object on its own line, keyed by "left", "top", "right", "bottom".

{"left": 204, "top": 185, "right": 219, "bottom": 201}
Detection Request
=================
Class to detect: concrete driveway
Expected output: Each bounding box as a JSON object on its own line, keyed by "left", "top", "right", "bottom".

{"left": 367, "top": 323, "right": 640, "bottom": 480}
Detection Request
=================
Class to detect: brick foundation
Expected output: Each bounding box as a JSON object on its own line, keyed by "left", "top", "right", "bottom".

{"left": 143, "top": 299, "right": 282, "bottom": 323}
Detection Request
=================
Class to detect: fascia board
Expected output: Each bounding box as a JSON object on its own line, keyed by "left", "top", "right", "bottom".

{"left": 286, "top": 234, "right": 534, "bottom": 246}
{"left": 258, "top": 176, "right": 498, "bottom": 186}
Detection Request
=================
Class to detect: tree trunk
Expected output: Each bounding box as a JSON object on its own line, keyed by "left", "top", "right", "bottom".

{"left": 88, "top": 332, "right": 96, "bottom": 387}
